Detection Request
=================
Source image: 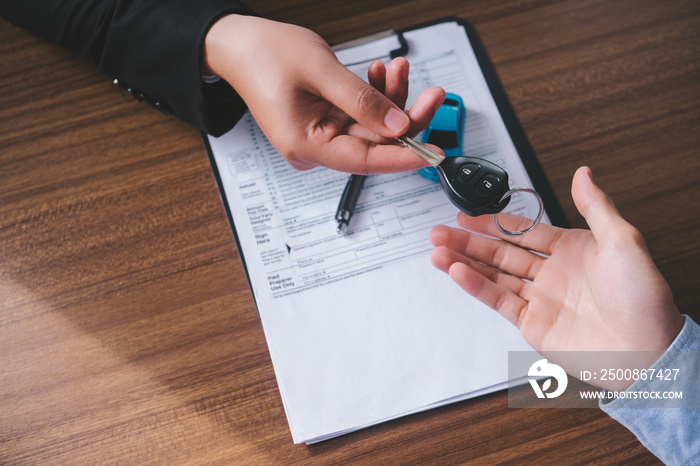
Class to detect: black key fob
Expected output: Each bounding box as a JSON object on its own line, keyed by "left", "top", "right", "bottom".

{"left": 436, "top": 156, "right": 510, "bottom": 216}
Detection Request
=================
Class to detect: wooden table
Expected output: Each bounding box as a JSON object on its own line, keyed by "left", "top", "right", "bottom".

{"left": 2, "top": 1, "right": 698, "bottom": 463}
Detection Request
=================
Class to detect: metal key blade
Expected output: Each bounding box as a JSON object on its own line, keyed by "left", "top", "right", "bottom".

{"left": 397, "top": 136, "right": 445, "bottom": 167}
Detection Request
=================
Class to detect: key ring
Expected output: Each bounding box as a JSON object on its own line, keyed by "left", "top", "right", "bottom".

{"left": 493, "top": 188, "right": 544, "bottom": 236}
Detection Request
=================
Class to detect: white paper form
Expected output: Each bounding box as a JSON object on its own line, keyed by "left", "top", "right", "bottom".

{"left": 206, "top": 21, "right": 547, "bottom": 444}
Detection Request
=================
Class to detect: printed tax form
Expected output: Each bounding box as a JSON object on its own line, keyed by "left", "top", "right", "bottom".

{"left": 205, "top": 20, "right": 550, "bottom": 444}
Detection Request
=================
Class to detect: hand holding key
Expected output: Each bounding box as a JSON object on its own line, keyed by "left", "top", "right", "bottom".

{"left": 206, "top": 17, "right": 445, "bottom": 174}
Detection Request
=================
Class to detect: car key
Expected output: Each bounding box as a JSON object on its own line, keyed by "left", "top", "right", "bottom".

{"left": 398, "top": 135, "right": 510, "bottom": 216}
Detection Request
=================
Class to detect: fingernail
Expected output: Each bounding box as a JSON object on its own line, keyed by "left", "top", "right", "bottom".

{"left": 434, "top": 93, "right": 446, "bottom": 112}
{"left": 384, "top": 108, "right": 410, "bottom": 134}
{"left": 586, "top": 167, "right": 596, "bottom": 184}
{"left": 401, "top": 62, "right": 409, "bottom": 81}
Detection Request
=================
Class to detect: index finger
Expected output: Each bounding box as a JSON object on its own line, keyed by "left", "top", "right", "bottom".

{"left": 316, "top": 60, "right": 410, "bottom": 137}
{"left": 307, "top": 135, "right": 427, "bottom": 174}
{"left": 455, "top": 211, "right": 565, "bottom": 256}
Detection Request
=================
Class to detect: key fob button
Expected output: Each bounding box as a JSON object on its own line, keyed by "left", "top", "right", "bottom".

{"left": 457, "top": 163, "right": 480, "bottom": 183}
{"left": 436, "top": 156, "right": 510, "bottom": 216}
{"left": 475, "top": 173, "right": 500, "bottom": 196}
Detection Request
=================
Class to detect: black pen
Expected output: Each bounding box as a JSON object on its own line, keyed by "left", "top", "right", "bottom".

{"left": 335, "top": 174, "right": 366, "bottom": 233}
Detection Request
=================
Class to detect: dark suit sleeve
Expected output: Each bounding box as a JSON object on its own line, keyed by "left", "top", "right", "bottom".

{"left": 0, "top": 0, "right": 257, "bottom": 136}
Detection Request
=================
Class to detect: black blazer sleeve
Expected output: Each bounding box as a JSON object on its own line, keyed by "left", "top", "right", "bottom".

{"left": 0, "top": 0, "right": 257, "bottom": 136}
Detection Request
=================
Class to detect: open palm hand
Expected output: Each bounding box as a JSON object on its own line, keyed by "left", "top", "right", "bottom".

{"left": 430, "top": 167, "right": 683, "bottom": 388}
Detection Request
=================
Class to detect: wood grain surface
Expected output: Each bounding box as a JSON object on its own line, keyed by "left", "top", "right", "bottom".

{"left": 2, "top": 1, "right": 699, "bottom": 464}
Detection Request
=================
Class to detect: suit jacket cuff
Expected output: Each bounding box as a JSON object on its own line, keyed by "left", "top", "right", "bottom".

{"left": 97, "top": 1, "right": 257, "bottom": 136}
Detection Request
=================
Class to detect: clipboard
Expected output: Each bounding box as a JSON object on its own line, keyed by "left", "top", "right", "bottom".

{"left": 202, "top": 17, "right": 566, "bottom": 444}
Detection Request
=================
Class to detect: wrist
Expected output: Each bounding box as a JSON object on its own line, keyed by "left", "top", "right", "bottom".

{"left": 597, "top": 309, "right": 684, "bottom": 392}
{"left": 203, "top": 14, "right": 259, "bottom": 79}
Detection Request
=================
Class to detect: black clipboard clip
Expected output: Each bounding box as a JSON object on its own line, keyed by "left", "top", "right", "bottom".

{"left": 332, "top": 30, "right": 409, "bottom": 66}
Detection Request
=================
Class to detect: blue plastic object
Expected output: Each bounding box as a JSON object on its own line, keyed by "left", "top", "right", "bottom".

{"left": 418, "top": 93, "right": 466, "bottom": 181}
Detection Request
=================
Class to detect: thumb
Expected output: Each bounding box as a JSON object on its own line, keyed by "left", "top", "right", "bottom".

{"left": 316, "top": 59, "right": 410, "bottom": 137}
{"left": 571, "top": 166, "right": 629, "bottom": 240}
